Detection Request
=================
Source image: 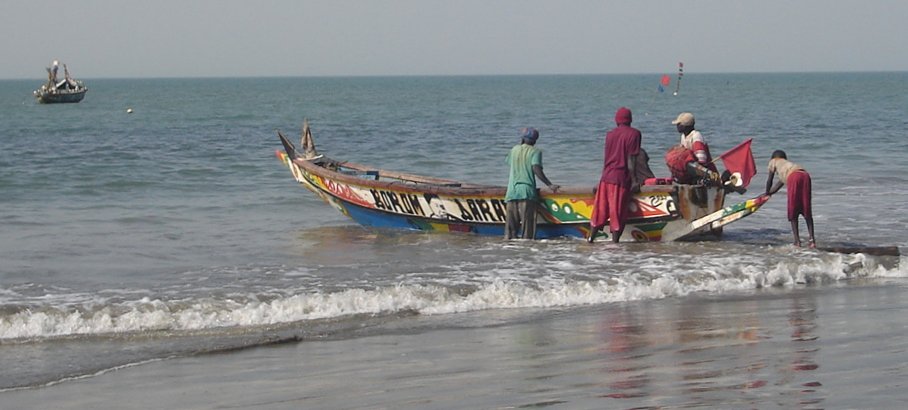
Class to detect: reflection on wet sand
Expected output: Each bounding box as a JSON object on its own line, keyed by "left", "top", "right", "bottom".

{"left": 783, "top": 296, "right": 824, "bottom": 408}
{"left": 593, "top": 294, "right": 825, "bottom": 408}
{"left": 600, "top": 307, "right": 651, "bottom": 399}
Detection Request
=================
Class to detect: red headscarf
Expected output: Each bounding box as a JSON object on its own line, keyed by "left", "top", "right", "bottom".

{"left": 615, "top": 107, "right": 632, "bottom": 126}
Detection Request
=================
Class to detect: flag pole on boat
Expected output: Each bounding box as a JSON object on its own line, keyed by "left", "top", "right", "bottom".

{"left": 673, "top": 61, "right": 683, "bottom": 96}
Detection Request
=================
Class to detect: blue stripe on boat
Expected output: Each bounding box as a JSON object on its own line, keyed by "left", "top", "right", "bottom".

{"left": 341, "top": 200, "right": 585, "bottom": 239}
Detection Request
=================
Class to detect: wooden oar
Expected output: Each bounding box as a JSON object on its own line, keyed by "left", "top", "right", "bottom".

{"left": 817, "top": 246, "right": 901, "bottom": 257}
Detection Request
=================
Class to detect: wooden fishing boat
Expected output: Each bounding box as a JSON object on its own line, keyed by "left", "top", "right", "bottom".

{"left": 34, "top": 61, "right": 87, "bottom": 104}
{"left": 276, "top": 121, "right": 768, "bottom": 241}
{"left": 35, "top": 86, "right": 86, "bottom": 104}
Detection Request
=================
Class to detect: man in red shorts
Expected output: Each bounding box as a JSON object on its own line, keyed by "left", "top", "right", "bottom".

{"left": 588, "top": 107, "right": 641, "bottom": 243}
{"left": 765, "top": 150, "right": 816, "bottom": 248}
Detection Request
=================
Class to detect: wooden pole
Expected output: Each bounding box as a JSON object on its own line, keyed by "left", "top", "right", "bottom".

{"left": 818, "top": 246, "right": 900, "bottom": 257}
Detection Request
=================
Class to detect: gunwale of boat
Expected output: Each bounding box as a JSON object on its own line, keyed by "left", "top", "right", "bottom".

{"left": 287, "top": 154, "right": 675, "bottom": 198}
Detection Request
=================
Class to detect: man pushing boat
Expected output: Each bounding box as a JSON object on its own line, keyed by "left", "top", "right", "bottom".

{"left": 504, "top": 127, "right": 559, "bottom": 240}
{"left": 588, "top": 107, "right": 642, "bottom": 243}
{"left": 765, "top": 150, "right": 816, "bottom": 248}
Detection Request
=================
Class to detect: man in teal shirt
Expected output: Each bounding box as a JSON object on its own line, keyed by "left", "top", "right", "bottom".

{"left": 505, "top": 127, "right": 559, "bottom": 239}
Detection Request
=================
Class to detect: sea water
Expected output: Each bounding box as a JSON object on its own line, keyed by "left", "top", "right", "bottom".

{"left": 1, "top": 73, "right": 907, "bottom": 392}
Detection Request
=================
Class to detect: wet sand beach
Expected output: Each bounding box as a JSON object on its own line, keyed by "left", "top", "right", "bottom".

{"left": 6, "top": 279, "right": 908, "bottom": 409}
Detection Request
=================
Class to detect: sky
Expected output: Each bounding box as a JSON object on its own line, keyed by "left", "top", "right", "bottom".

{"left": 3, "top": 0, "right": 907, "bottom": 79}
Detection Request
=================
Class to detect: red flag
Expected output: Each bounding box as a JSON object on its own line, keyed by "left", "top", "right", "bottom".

{"left": 716, "top": 138, "right": 756, "bottom": 188}
{"left": 660, "top": 74, "right": 671, "bottom": 86}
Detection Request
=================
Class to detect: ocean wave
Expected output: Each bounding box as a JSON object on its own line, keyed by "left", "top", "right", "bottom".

{"left": 1, "top": 253, "right": 902, "bottom": 341}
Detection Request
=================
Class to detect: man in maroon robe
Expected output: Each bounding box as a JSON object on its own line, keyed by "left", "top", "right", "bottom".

{"left": 588, "top": 107, "right": 641, "bottom": 243}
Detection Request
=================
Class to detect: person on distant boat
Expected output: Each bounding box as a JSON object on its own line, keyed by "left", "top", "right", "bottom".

{"left": 765, "top": 150, "right": 816, "bottom": 248}
{"left": 666, "top": 112, "right": 722, "bottom": 184}
{"left": 588, "top": 107, "right": 641, "bottom": 243}
{"left": 504, "top": 127, "right": 559, "bottom": 240}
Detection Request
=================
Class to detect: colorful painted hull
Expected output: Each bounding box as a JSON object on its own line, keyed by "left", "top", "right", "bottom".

{"left": 276, "top": 128, "right": 767, "bottom": 241}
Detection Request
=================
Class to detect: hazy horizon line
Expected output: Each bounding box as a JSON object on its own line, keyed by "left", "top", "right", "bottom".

{"left": 4, "top": 68, "right": 906, "bottom": 82}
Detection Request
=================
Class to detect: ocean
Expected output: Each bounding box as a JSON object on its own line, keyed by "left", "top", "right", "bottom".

{"left": 2, "top": 73, "right": 907, "bottom": 408}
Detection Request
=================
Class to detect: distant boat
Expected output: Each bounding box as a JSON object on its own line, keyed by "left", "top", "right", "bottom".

{"left": 34, "top": 60, "right": 87, "bottom": 104}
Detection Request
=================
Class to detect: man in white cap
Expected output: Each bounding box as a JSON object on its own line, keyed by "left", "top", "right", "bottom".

{"left": 672, "top": 112, "right": 717, "bottom": 174}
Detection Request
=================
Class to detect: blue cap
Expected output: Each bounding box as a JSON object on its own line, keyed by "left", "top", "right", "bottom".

{"left": 521, "top": 127, "right": 539, "bottom": 143}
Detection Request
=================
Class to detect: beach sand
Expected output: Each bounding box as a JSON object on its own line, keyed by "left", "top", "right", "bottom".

{"left": 5, "top": 280, "right": 908, "bottom": 409}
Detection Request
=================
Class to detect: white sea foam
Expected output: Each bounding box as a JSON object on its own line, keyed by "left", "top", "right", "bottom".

{"left": 1, "top": 254, "right": 902, "bottom": 340}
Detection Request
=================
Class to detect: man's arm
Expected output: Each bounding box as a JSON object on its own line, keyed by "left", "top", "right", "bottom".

{"left": 692, "top": 141, "right": 710, "bottom": 165}
{"left": 765, "top": 173, "right": 783, "bottom": 196}
{"left": 533, "top": 165, "right": 559, "bottom": 192}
